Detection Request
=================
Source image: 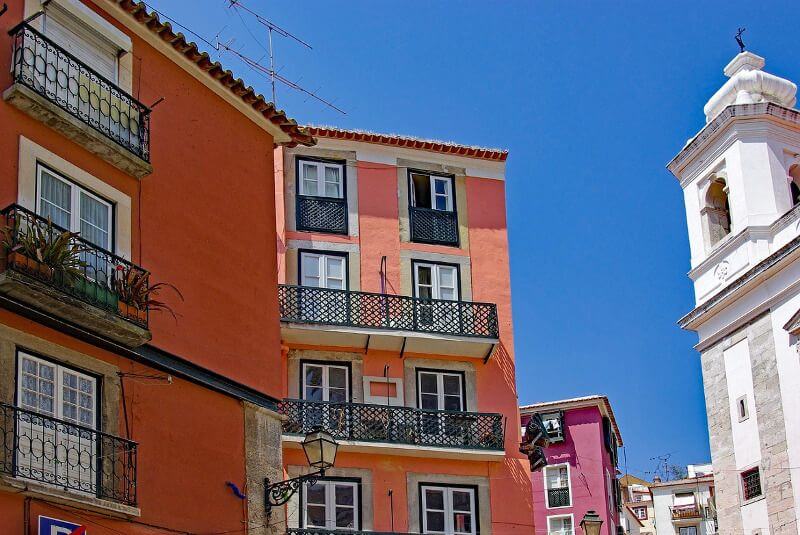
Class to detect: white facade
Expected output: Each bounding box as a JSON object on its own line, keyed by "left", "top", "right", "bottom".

{"left": 669, "top": 51, "right": 800, "bottom": 535}
{"left": 650, "top": 478, "right": 716, "bottom": 535}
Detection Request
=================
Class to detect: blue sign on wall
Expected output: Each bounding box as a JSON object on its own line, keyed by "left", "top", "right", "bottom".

{"left": 38, "top": 515, "right": 86, "bottom": 535}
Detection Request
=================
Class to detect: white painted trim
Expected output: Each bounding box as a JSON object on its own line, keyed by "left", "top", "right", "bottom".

{"left": 546, "top": 513, "right": 575, "bottom": 535}
{"left": 544, "top": 462, "right": 572, "bottom": 510}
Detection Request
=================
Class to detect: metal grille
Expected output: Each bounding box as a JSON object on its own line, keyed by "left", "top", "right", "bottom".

{"left": 10, "top": 23, "right": 151, "bottom": 161}
{"left": 547, "top": 487, "right": 571, "bottom": 508}
{"left": 296, "top": 195, "right": 348, "bottom": 234}
{"left": 1, "top": 204, "right": 150, "bottom": 328}
{"left": 410, "top": 207, "right": 458, "bottom": 245}
{"left": 278, "top": 285, "right": 499, "bottom": 339}
{"left": 670, "top": 506, "right": 701, "bottom": 520}
{"left": 279, "top": 399, "right": 504, "bottom": 450}
{"left": 742, "top": 469, "right": 762, "bottom": 501}
{"left": 0, "top": 403, "right": 137, "bottom": 506}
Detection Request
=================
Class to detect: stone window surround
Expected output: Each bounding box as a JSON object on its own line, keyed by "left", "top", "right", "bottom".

{"left": 17, "top": 135, "right": 134, "bottom": 259}
{"left": 736, "top": 394, "right": 750, "bottom": 422}
{"left": 403, "top": 357, "right": 477, "bottom": 412}
{"left": 287, "top": 350, "right": 364, "bottom": 403}
{"left": 399, "top": 250, "right": 473, "bottom": 302}
{"left": 406, "top": 472, "right": 490, "bottom": 535}
{"left": 283, "top": 148, "right": 360, "bottom": 238}
{"left": 286, "top": 465, "right": 374, "bottom": 531}
{"left": 739, "top": 464, "right": 765, "bottom": 506}
{"left": 285, "top": 240, "right": 361, "bottom": 291}
{"left": 24, "top": 0, "right": 134, "bottom": 95}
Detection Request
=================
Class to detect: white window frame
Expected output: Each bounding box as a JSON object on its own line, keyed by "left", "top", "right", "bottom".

{"left": 420, "top": 484, "right": 477, "bottom": 535}
{"left": 544, "top": 463, "right": 572, "bottom": 509}
{"left": 302, "top": 362, "right": 350, "bottom": 402}
{"left": 633, "top": 506, "right": 647, "bottom": 520}
{"left": 416, "top": 370, "right": 465, "bottom": 412}
{"left": 547, "top": 514, "right": 574, "bottom": 535}
{"left": 36, "top": 164, "right": 113, "bottom": 251}
{"left": 410, "top": 172, "right": 454, "bottom": 212}
{"left": 298, "top": 159, "right": 345, "bottom": 199}
{"left": 301, "top": 479, "right": 359, "bottom": 531}
{"left": 299, "top": 252, "right": 347, "bottom": 290}
{"left": 413, "top": 262, "right": 459, "bottom": 301}
{"left": 16, "top": 351, "right": 97, "bottom": 429}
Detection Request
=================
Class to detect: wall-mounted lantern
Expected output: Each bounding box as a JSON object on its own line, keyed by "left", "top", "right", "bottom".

{"left": 580, "top": 510, "right": 603, "bottom": 535}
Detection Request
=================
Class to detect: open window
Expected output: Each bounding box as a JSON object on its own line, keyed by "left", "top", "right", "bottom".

{"left": 408, "top": 171, "right": 459, "bottom": 246}
{"left": 702, "top": 177, "right": 731, "bottom": 248}
{"left": 539, "top": 411, "right": 564, "bottom": 442}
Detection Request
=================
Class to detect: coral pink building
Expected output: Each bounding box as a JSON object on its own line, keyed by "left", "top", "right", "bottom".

{"left": 520, "top": 396, "right": 623, "bottom": 535}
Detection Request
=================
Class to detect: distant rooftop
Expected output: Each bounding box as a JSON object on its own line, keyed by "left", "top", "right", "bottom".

{"left": 650, "top": 475, "right": 714, "bottom": 488}
{"left": 307, "top": 126, "right": 508, "bottom": 162}
{"left": 519, "top": 394, "right": 622, "bottom": 445}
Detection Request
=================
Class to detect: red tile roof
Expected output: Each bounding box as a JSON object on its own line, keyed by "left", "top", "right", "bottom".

{"left": 112, "top": 0, "right": 315, "bottom": 147}
{"left": 308, "top": 126, "right": 508, "bottom": 162}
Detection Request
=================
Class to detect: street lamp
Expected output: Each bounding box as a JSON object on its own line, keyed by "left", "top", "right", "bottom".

{"left": 580, "top": 510, "right": 603, "bottom": 535}
{"left": 265, "top": 428, "right": 339, "bottom": 516}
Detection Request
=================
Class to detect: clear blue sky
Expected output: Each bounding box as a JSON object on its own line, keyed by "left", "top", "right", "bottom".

{"left": 147, "top": 0, "right": 800, "bottom": 478}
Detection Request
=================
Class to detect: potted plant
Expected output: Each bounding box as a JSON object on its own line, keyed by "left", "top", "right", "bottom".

{"left": 2, "top": 216, "right": 87, "bottom": 282}
{"left": 112, "top": 264, "right": 183, "bottom": 324}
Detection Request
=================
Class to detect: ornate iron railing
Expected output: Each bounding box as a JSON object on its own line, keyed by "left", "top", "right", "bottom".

{"left": 670, "top": 505, "right": 701, "bottom": 520}
{"left": 547, "top": 487, "right": 571, "bottom": 508}
{"left": 278, "top": 285, "right": 499, "bottom": 339}
{"left": 296, "top": 195, "right": 348, "bottom": 234}
{"left": 279, "top": 399, "right": 504, "bottom": 450}
{"left": 409, "top": 206, "right": 458, "bottom": 246}
{"left": 1, "top": 204, "right": 150, "bottom": 328}
{"left": 0, "top": 403, "right": 137, "bottom": 506}
{"left": 9, "top": 23, "right": 151, "bottom": 161}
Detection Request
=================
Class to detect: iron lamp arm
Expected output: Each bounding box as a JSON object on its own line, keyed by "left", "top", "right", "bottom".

{"left": 264, "top": 470, "right": 325, "bottom": 516}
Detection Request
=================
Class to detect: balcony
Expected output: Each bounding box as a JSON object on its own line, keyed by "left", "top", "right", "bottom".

{"left": 278, "top": 285, "right": 499, "bottom": 358}
{"left": 547, "top": 487, "right": 571, "bottom": 508}
{"left": 5, "top": 23, "right": 152, "bottom": 178}
{"left": 0, "top": 403, "right": 137, "bottom": 507}
{"left": 296, "top": 195, "right": 348, "bottom": 234}
{"left": 409, "top": 206, "right": 459, "bottom": 246}
{"left": 0, "top": 205, "right": 152, "bottom": 347}
{"left": 279, "top": 399, "right": 504, "bottom": 458}
{"left": 670, "top": 505, "right": 702, "bottom": 521}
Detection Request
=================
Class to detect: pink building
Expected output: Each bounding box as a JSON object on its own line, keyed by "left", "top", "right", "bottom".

{"left": 520, "top": 396, "right": 623, "bottom": 535}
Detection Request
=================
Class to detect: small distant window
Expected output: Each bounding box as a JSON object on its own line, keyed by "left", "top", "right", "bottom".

{"left": 741, "top": 467, "right": 762, "bottom": 501}
{"left": 634, "top": 506, "right": 648, "bottom": 520}
{"left": 678, "top": 527, "right": 697, "bottom": 535}
{"left": 736, "top": 395, "right": 749, "bottom": 422}
{"left": 540, "top": 412, "right": 564, "bottom": 441}
{"left": 299, "top": 159, "right": 344, "bottom": 199}
{"left": 410, "top": 172, "right": 454, "bottom": 212}
{"left": 703, "top": 177, "right": 731, "bottom": 248}
{"left": 790, "top": 164, "right": 800, "bottom": 207}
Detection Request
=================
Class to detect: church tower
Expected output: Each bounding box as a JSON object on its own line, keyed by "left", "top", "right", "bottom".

{"left": 668, "top": 50, "right": 800, "bottom": 535}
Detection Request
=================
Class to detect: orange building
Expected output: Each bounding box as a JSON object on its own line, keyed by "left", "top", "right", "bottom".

{"left": 273, "top": 127, "right": 534, "bottom": 535}
{"left": 0, "top": 1, "right": 312, "bottom": 533}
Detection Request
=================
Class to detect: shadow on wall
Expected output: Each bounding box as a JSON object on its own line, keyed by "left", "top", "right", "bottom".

{"left": 493, "top": 341, "right": 516, "bottom": 405}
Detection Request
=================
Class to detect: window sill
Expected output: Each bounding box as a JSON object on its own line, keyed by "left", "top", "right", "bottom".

{"left": 742, "top": 494, "right": 765, "bottom": 507}
{"left": 3, "top": 83, "right": 152, "bottom": 179}
{"left": 0, "top": 475, "right": 140, "bottom": 518}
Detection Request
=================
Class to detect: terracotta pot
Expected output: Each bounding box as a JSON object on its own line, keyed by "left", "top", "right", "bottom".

{"left": 7, "top": 251, "right": 54, "bottom": 281}
{"left": 117, "top": 301, "right": 147, "bottom": 324}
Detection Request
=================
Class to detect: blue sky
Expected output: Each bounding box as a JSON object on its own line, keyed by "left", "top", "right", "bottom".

{"left": 147, "top": 1, "right": 800, "bottom": 478}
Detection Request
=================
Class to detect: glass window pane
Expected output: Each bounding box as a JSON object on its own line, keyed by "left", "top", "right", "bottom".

{"left": 39, "top": 169, "right": 71, "bottom": 228}
{"left": 434, "top": 179, "right": 447, "bottom": 195}
{"left": 79, "top": 192, "right": 110, "bottom": 248}
{"left": 426, "top": 511, "right": 445, "bottom": 532}
{"left": 329, "top": 368, "right": 347, "bottom": 389}
{"left": 328, "top": 388, "right": 347, "bottom": 403}
{"left": 425, "top": 488, "right": 445, "bottom": 510}
{"left": 439, "top": 268, "right": 456, "bottom": 288}
{"left": 452, "top": 490, "right": 472, "bottom": 511}
{"left": 305, "top": 483, "right": 326, "bottom": 505}
{"left": 435, "top": 195, "right": 448, "bottom": 211}
{"left": 417, "top": 266, "right": 432, "bottom": 286}
{"left": 324, "top": 166, "right": 341, "bottom": 198}
{"left": 439, "top": 287, "right": 456, "bottom": 301}
{"left": 302, "top": 255, "right": 320, "bottom": 278}
{"left": 420, "top": 373, "right": 438, "bottom": 394}
{"left": 421, "top": 393, "right": 439, "bottom": 410}
{"left": 443, "top": 375, "right": 461, "bottom": 395}
{"left": 335, "top": 484, "right": 354, "bottom": 505}
{"left": 444, "top": 395, "right": 461, "bottom": 411}
{"left": 305, "top": 387, "right": 323, "bottom": 401}
{"left": 306, "top": 505, "right": 326, "bottom": 527}
{"left": 327, "top": 258, "right": 344, "bottom": 279}
{"left": 305, "top": 366, "right": 323, "bottom": 387}
{"left": 453, "top": 512, "right": 472, "bottom": 534}
{"left": 335, "top": 507, "right": 355, "bottom": 528}
{"left": 302, "top": 163, "right": 318, "bottom": 196}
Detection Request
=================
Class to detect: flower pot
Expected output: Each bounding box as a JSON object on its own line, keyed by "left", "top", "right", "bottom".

{"left": 6, "top": 251, "right": 54, "bottom": 281}
{"left": 118, "top": 301, "right": 147, "bottom": 325}
{"left": 71, "top": 277, "right": 119, "bottom": 310}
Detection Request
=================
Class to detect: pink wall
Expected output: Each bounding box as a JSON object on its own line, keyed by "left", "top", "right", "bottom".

{"left": 524, "top": 406, "right": 620, "bottom": 535}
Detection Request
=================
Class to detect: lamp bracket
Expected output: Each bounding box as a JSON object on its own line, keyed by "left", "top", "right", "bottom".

{"left": 264, "top": 470, "right": 325, "bottom": 516}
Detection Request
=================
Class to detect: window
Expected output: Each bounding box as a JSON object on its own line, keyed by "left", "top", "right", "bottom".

{"left": 544, "top": 464, "right": 571, "bottom": 508}
{"left": 633, "top": 506, "right": 647, "bottom": 520}
{"left": 421, "top": 485, "right": 476, "bottom": 535}
{"left": 678, "top": 527, "right": 698, "bottom": 535}
{"left": 540, "top": 412, "right": 564, "bottom": 441}
{"left": 16, "top": 351, "right": 97, "bottom": 490}
{"left": 410, "top": 172, "right": 454, "bottom": 212}
{"left": 302, "top": 479, "right": 359, "bottom": 530}
{"left": 300, "top": 252, "right": 347, "bottom": 290}
{"left": 736, "top": 394, "right": 749, "bottom": 422}
{"left": 703, "top": 177, "right": 731, "bottom": 248}
{"left": 414, "top": 262, "right": 458, "bottom": 301}
{"left": 417, "top": 370, "right": 464, "bottom": 411}
{"left": 302, "top": 362, "right": 349, "bottom": 402}
{"left": 790, "top": 164, "right": 800, "bottom": 207}
{"left": 299, "top": 159, "right": 344, "bottom": 199}
{"left": 606, "top": 469, "right": 614, "bottom": 512}
{"left": 547, "top": 515, "right": 573, "bottom": 535}
{"left": 37, "top": 165, "right": 113, "bottom": 250}
{"left": 741, "top": 467, "right": 762, "bottom": 501}
{"left": 674, "top": 492, "right": 695, "bottom": 507}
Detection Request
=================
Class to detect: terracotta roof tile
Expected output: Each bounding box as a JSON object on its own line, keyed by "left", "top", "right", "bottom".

{"left": 112, "top": 0, "right": 315, "bottom": 147}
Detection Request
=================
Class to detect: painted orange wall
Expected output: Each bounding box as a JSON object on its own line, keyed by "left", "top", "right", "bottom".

{"left": 0, "top": 0, "right": 283, "bottom": 396}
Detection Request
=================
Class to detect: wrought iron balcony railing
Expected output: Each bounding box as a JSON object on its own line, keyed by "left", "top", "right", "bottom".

{"left": 547, "top": 487, "right": 571, "bottom": 508}
{"left": 1, "top": 204, "right": 150, "bottom": 328}
{"left": 279, "top": 399, "right": 504, "bottom": 451}
{"left": 670, "top": 505, "right": 702, "bottom": 520}
{"left": 409, "top": 206, "right": 459, "bottom": 246}
{"left": 296, "top": 195, "right": 348, "bottom": 234}
{"left": 9, "top": 23, "right": 151, "bottom": 161}
{"left": 0, "top": 403, "right": 137, "bottom": 506}
{"left": 278, "top": 285, "right": 499, "bottom": 339}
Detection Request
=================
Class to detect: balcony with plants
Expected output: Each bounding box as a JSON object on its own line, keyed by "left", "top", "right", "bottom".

{"left": 0, "top": 205, "right": 180, "bottom": 347}
{"left": 6, "top": 22, "right": 152, "bottom": 177}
